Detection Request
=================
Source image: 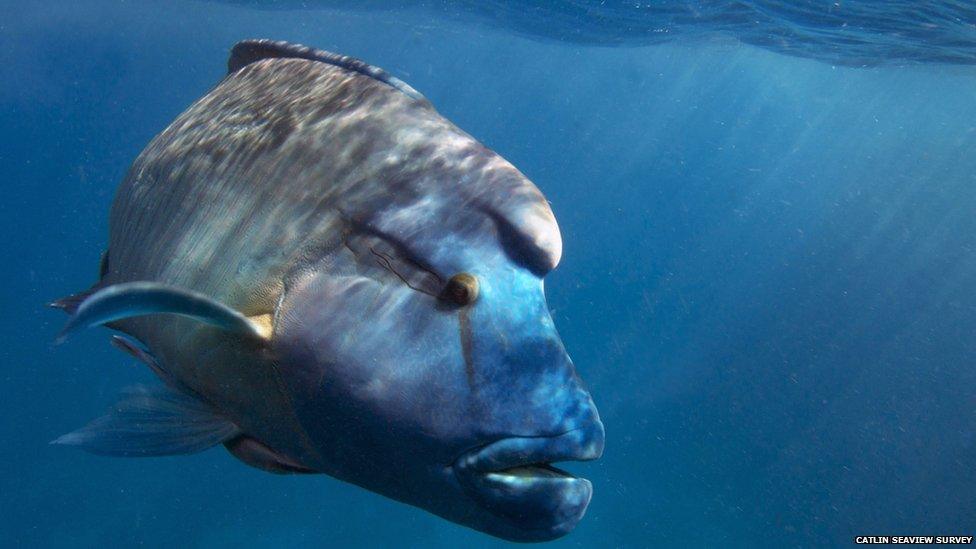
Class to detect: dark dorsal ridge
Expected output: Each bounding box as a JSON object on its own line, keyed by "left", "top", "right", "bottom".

{"left": 227, "top": 39, "right": 425, "bottom": 101}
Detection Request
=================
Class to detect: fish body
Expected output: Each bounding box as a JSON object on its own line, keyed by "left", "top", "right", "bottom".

{"left": 54, "top": 40, "right": 604, "bottom": 542}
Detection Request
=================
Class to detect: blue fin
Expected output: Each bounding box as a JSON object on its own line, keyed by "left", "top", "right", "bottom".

{"left": 110, "top": 334, "right": 167, "bottom": 377}
{"left": 108, "top": 334, "right": 198, "bottom": 395}
{"left": 56, "top": 281, "right": 269, "bottom": 343}
{"left": 48, "top": 287, "right": 100, "bottom": 315}
{"left": 51, "top": 384, "right": 241, "bottom": 456}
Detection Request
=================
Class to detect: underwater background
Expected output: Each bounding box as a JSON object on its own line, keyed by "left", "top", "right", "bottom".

{"left": 2, "top": 1, "right": 975, "bottom": 547}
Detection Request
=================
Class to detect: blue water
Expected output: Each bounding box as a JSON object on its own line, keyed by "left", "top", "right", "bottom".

{"left": 3, "top": 1, "right": 975, "bottom": 547}
{"left": 226, "top": 0, "right": 976, "bottom": 66}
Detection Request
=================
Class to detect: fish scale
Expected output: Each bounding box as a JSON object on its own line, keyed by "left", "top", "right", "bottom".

{"left": 53, "top": 39, "right": 603, "bottom": 543}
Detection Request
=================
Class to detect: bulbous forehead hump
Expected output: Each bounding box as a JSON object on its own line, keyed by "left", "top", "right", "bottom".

{"left": 381, "top": 115, "right": 563, "bottom": 274}
{"left": 478, "top": 165, "right": 563, "bottom": 275}
{"left": 357, "top": 125, "right": 563, "bottom": 274}
{"left": 423, "top": 142, "right": 563, "bottom": 274}
{"left": 219, "top": 44, "right": 564, "bottom": 273}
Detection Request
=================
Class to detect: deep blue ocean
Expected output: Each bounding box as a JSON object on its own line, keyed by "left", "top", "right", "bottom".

{"left": 3, "top": 1, "right": 976, "bottom": 547}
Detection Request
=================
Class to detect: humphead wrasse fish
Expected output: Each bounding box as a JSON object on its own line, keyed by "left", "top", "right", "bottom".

{"left": 51, "top": 39, "right": 605, "bottom": 542}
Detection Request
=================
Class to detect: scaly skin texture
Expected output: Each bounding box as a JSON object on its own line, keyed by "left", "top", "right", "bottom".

{"left": 99, "top": 43, "right": 601, "bottom": 542}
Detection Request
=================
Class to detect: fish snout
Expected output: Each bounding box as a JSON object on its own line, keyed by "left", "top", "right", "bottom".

{"left": 453, "top": 419, "right": 605, "bottom": 541}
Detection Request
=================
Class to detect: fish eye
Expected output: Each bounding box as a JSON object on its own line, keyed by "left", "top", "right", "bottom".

{"left": 441, "top": 273, "right": 479, "bottom": 306}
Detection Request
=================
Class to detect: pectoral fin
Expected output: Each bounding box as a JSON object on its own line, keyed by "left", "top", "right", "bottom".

{"left": 49, "top": 287, "right": 100, "bottom": 315}
{"left": 52, "top": 384, "right": 241, "bottom": 456}
{"left": 110, "top": 334, "right": 167, "bottom": 377}
{"left": 224, "top": 435, "right": 317, "bottom": 475}
{"left": 108, "top": 334, "right": 200, "bottom": 397}
{"left": 55, "top": 282, "right": 270, "bottom": 343}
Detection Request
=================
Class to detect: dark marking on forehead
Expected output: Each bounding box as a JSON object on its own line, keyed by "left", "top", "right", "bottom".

{"left": 458, "top": 308, "right": 475, "bottom": 389}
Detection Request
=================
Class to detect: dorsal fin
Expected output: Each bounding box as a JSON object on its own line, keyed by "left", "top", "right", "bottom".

{"left": 227, "top": 39, "right": 425, "bottom": 102}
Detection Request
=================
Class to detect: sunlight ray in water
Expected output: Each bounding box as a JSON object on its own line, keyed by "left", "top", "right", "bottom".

{"left": 3, "top": 1, "right": 975, "bottom": 547}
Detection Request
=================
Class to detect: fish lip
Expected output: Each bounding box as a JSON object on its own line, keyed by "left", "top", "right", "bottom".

{"left": 455, "top": 426, "right": 604, "bottom": 475}
{"left": 451, "top": 424, "right": 605, "bottom": 541}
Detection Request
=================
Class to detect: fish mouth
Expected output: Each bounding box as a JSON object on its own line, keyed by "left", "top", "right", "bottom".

{"left": 453, "top": 424, "right": 605, "bottom": 541}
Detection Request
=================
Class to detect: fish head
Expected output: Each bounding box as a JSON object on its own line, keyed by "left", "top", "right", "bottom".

{"left": 273, "top": 142, "right": 604, "bottom": 542}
